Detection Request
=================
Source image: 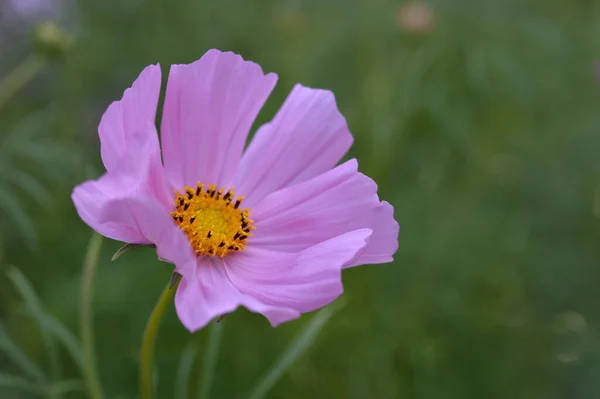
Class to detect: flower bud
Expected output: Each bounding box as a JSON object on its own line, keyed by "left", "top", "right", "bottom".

{"left": 34, "top": 21, "right": 73, "bottom": 60}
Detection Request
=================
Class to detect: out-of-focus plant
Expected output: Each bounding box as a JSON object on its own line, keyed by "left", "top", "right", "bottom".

{"left": 0, "top": 108, "right": 79, "bottom": 249}
{"left": 1, "top": 18, "right": 358, "bottom": 399}
{"left": 247, "top": 301, "right": 345, "bottom": 399}
{"left": 0, "top": 22, "right": 71, "bottom": 110}
{"left": 168, "top": 299, "right": 345, "bottom": 399}
{"left": 2, "top": 233, "right": 345, "bottom": 398}
{"left": 0, "top": 265, "right": 85, "bottom": 397}
{"left": 0, "top": 21, "right": 76, "bottom": 251}
{"left": 137, "top": 271, "right": 345, "bottom": 399}
{"left": 80, "top": 233, "right": 104, "bottom": 399}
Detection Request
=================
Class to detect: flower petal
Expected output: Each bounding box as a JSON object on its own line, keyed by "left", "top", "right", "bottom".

{"left": 250, "top": 159, "right": 399, "bottom": 268}
{"left": 74, "top": 124, "right": 163, "bottom": 237}
{"left": 98, "top": 64, "right": 162, "bottom": 174}
{"left": 347, "top": 200, "right": 398, "bottom": 267}
{"left": 99, "top": 195, "right": 197, "bottom": 278}
{"left": 72, "top": 174, "right": 147, "bottom": 243}
{"left": 235, "top": 84, "right": 353, "bottom": 207}
{"left": 175, "top": 229, "right": 370, "bottom": 332}
{"left": 175, "top": 257, "right": 298, "bottom": 332}
{"left": 223, "top": 229, "right": 372, "bottom": 326}
{"left": 161, "top": 49, "right": 277, "bottom": 190}
{"left": 73, "top": 179, "right": 196, "bottom": 278}
{"left": 72, "top": 126, "right": 197, "bottom": 275}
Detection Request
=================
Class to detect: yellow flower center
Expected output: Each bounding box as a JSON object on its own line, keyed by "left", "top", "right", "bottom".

{"left": 171, "top": 183, "right": 254, "bottom": 257}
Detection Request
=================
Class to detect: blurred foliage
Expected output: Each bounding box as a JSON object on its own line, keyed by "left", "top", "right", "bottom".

{"left": 0, "top": 265, "right": 85, "bottom": 397}
{"left": 0, "top": 107, "right": 78, "bottom": 251}
{"left": 1, "top": 0, "right": 600, "bottom": 398}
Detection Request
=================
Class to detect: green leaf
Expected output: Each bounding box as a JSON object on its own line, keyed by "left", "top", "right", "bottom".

{"left": 0, "top": 322, "right": 46, "bottom": 384}
{"left": 0, "top": 168, "right": 52, "bottom": 205}
{"left": 0, "top": 373, "right": 43, "bottom": 395}
{"left": 7, "top": 266, "right": 61, "bottom": 381}
{"left": 2, "top": 107, "right": 57, "bottom": 142}
{"left": 111, "top": 243, "right": 155, "bottom": 261}
{"left": 8, "top": 279, "right": 84, "bottom": 376}
{"left": 247, "top": 301, "right": 345, "bottom": 399}
{"left": 0, "top": 107, "right": 77, "bottom": 247}
{"left": 42, "top": 313, "right": 85, "bottom": 373}
{"left": 0, "top": 189, "right": 38, "bottom": 248}
{"left": 46, "top": 379, "right": 85, "bottom": 396}
{"left": 14, "top": 142, "right": 76, "bottom": 178}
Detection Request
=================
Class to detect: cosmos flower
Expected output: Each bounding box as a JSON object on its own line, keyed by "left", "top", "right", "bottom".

{"left": 72, "top": 49, "right": 399, "bottom": 332}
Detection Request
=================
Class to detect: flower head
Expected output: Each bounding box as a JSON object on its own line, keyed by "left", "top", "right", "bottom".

{"left": 72, "top": 50, "right": 399, "bottom": 332}
{"left": 395, "top": 1, "right": 435, "bottom": 34}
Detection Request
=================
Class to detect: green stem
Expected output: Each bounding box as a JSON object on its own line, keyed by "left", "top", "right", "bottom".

{"left": 0, "top": 55, "right": 46, "bottom": 111}
{"left": 80, "top": 233, "right": 105, "bottom": 399}
{"left": 140, "top": 276, "right": 180, "bottom": 399}
{"left": 198, "top": 320, "right": 225, "bottom": 399}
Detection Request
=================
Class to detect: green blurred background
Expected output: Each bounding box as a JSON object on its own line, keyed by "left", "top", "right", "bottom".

{"left": 2, "top": 0, "right": 600, "bottom": 398}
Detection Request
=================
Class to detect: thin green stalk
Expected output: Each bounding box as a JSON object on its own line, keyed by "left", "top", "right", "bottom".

{"left": 174, "top": 342, "right": 198, "bottom": 399}
{"left": 140, "top": 276, "right": 180, "bottom": 399}
{"left": 79, "top": 233, "right": 104, "bottom": 399}
{"left": 197, "top": 320, "right": 225, "bottom": 399}
{"left": 0, "top": 55, "right": 46, "bottom": 111}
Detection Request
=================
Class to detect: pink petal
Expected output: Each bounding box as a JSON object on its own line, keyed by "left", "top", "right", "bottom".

{"left": 98, "top": 64, "right": 162, "bottom": 174}
{"left": 73, "top": 180, "right": 196, "bottom": 278}
{"left": 72, "top": 174, "right": 148, "bottom": 243}
{"left": 175, "top": 257, "right": 298, "bottom": 332}
{"left": 223, "top": 229, "right": 372, "bottom": 326}
{"left": 100, "top": 195, "right": 196, "bottom": 278}
{"left": 161, "top": 49, "right": 277, "bottom": 191}
{"left": 250, "top": 160, "right": 399, "bottom": 268}
{"left": 72, "top": 127, "right": 197, "bottom": 276}
{"left": 347, "top": 200, "right": 398, "bottom": 267}
{"left": 235, "top": 84, "right": 353, "bottom": 207}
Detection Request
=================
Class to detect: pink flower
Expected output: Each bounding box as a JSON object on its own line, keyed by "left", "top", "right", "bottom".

{"left": 72, "top": 50, "right": 399, "bottom": 332}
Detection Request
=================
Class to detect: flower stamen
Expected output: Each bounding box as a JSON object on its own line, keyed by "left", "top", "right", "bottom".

{"left": 171, "top": 183, "right": 254, "bottom": 257}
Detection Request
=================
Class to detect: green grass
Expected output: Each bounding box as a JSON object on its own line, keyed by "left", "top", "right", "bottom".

{"left": 2, "top": 0, "right": 600, "bottom": 397}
